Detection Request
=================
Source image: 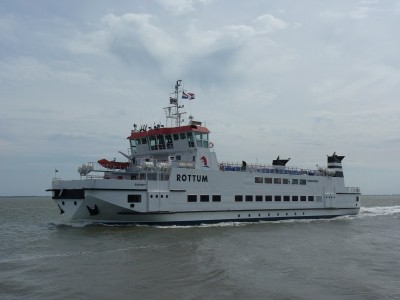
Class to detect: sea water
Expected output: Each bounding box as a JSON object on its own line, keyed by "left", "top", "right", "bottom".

{"left": 0, "top": 196, "right": 399, "bottom": 299}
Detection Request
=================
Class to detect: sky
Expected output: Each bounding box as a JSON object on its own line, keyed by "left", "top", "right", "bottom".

{"left": 1, "top": 0, "right": 400, "bottom": 196}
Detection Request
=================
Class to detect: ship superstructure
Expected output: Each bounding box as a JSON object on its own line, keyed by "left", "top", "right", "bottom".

{"left": 49, "top": 80, "right": 361, "bottom": 224}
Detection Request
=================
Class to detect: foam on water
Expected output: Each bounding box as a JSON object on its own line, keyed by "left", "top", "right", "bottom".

{"left": 359, "top": 205, "right": 400, "bottom": 217}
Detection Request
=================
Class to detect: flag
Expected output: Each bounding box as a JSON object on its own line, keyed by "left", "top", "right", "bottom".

{"left": 182, "top": 91, "right": 195, "bottom": 100}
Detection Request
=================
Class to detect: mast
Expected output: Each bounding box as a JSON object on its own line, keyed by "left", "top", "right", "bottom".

{"left": 164, "top": 80, "right": 186, "bottom": 127}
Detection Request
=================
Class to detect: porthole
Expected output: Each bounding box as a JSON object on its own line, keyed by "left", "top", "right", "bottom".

{"left": 286, "top": 213, "right": 288, "bottom": 216}
{"left": 74, "top": 201, "right": 77, "bottom": 205}
{"left": 238, "top": 214, "right": 240, "bottom": 218}
{"left": 161, "top": 195, "right": 164, "bottom": 198}
{"left": 277, "top": 213, "right": 279, "bottom": 216}
{"left": 156, "top": 195, "right": 158, "bottom": 198}
{"left": 166, "top": 195, "right": 169, "bottom": 198}
{"left": 294, "top": 212, "right": 297, "bottom": 216}
{"left": 303, "top": 212, "right": 305, "bottom": 215}
{"left": 150, "top": 195, "right": 153, "bottom": 198}
{"left": 130, "top": 204, "right": 135, "bottom": 208}
{"left": 62, "top": 201, "right": 65, "bottom": 205}
{"left": 258, "top": 213, "right": 261, "bottom": 217}
{"left": 268, "top": 213, "right": 270, "bottom": 216}
{"left": 248, "top": 214, "right": 251, "bottom": 217}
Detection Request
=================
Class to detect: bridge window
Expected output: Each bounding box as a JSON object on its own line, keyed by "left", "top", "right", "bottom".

{"left": 275, "top": 195, "right": 281, "bottom": 201}
{"left": 180, "top": 133, "right": 186, "bottom": 139}
{"left": 165, "top": 134, "right": 173, "bottom": 149}
{"left": 300, "top": 196, "right": 307, "bottom": 201}
{"left": 300, "top": 179, "right": 306, "bottom": 185}
{"left": 292, "top": 196, "right": 299, "bottom": 201}
{"left": 274, "top": 178, "right": 281, "bottom": 184}
{"left": 308, "top": 196, "right": 314, "bottom": 201}
{"left": 265, "top": 195, "right": 273, "bottom": 201}
{"left": 265, "top": 178, "right": 272, "bottom": 184}
{"left": 255, "top": 195, "right": 263, "bottom": 201}
{"left": 149, "top": 136, "right": 157, "bottom": 150}
{"left": 283, "top": 179, "right": 289, "bottom": 184}
{"left": 284, "top": 196, "right": 290, "bottom": 201}
{"left": 292, "top": 179, "right": 298, "bottom": 185}
{"left": 130, "top": 139, "right": 138, "bottom": 153}
{"left": 187, "top": 132, "right": 195, "bottom": 147}
{"left": 173, "top": 134, "right": 179, "bottom": 140}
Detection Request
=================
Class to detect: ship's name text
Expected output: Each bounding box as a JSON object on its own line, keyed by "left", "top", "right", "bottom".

{"left": 176, "top": 174, "right": 208, "bottom": 182}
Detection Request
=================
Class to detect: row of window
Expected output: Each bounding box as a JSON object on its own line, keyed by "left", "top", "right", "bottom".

{"left": 255, "top": 177, "right": 308, "bottom": 185}
{"left": 186, "top": 195, "right": 322, "bottom": 202}
{"left": 235, "top": 195, "right": 321, "bottom": 202}
{"left": 187, "top": 195, "right": 222, "bottom": 202}
{"left": 131, "top": 132, "right": 209, "bottom": 152}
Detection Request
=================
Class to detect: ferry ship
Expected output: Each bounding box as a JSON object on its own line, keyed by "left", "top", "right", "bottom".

{"left": 48, "top": 80, "right": 361, "bottom": 225}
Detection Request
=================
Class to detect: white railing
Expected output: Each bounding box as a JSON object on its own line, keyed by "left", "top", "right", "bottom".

{"left": 218, "top": 162, "right": 324, "bottom": 176}
{"left": 346, "top": 187, "right": 361, "bottom": 194}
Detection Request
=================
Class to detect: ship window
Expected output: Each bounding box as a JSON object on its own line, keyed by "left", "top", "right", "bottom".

{"left": 265, "top": 178, "right": 272, "bottom": 184}
{"left": 283, "top": 178, "right": 289, "bottom": 184}
{"left": 300, "top": 196, "right": 307, "bottom": 201}
{"left": 176, "top": 155, "right": 181, "bottom": 160}
{"left": 187, "top": 132, "right": 195, "bottom": 147}
{"left": 200, "top": 195, "right": 209, "bottom": 202}
{"left": 274, "top": 178, "right": 281, "bottom": 184}
{"left": 165, "top": 134, "right": 173, "bottom": 149}
{"left": 246, "top": 195, "right": 253, "bottom": 202}
{"left": 284, "top": 196, "right": 290, "bottom": 201}
{"left": 292, "top": 179, "right": 298, "bottom": 185}
{"left": 141, "top": 138, "right": 147, "bottom": 144}
{"left": 316, "top": 196, "right": 322, "bottom": 202}
{"left": 275, "top": 195, "right": 281, "bottom": 201}
{"left": 265, "top": 195, "right": 272, "bottom": 201}
{"left": 212, "top": 195, "right": 221, "bottom": 202}
{"left": 173, "top": 134, "right": 179, "bottom": 140}
{"left": 308, "top": 196, "right": 314, "bottom": 201}
{"left": 130, "top": 139, "right": 138, "bottom": 153}
{"left": 292, "top": 196, "right": 299, "bottom": 201}
{"left": 157, "top": 135, "right": 165, "bottom": 150}
{"left": 187, "top": 195, "right": 197, "bottom": 202}
{"left": 149, "top": 136, "right": 157, "bottom": 150}
{"left": 255, "top": 195, "right": 263, "bottom": 202}
{"left": 300, "top": 179, "right": 306, "bottom": 185}
{"left": 127, "top": 195, "right": 141, "bottom": 203}
{"left": 255, "top": 177, "right": 263, "bottom": 183}
{"left": 235, "top": 195, "right": 243, "bottom": 202}
{"left": 180, "top": 133, "right": 186, "bottom": 139}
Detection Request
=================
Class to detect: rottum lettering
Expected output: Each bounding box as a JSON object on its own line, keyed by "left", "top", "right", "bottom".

{"left": 176, "top": 174, "right": 208, "bottom": 182}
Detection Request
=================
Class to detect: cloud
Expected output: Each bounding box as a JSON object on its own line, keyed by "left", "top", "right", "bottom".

{"left": 157, "top": 0, "right": 213, "bottom": 15}
{"left": 253, "top": 14, "right": 287, "bottom": 33}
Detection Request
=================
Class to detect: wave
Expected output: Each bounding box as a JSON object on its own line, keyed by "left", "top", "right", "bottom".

{"left": 359, "top": 205, "right": 400, "bottom": 217}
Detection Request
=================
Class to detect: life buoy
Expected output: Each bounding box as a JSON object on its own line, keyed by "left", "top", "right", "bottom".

{"left": 209, "top": 142, "right": 214, "bottom": 148}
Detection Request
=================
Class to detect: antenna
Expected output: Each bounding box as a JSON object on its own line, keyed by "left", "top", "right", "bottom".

{"left": 164, "top": 80, "right": 187, "bottom": 127}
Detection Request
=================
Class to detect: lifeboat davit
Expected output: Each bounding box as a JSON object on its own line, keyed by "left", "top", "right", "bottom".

{"left": 98, "top": 159, "right": 130, "bottom": 169}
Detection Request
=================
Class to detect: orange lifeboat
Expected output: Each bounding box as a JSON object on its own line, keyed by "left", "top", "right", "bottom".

{"left": 97, "top": 159, "right": 130, "bottom": 169}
